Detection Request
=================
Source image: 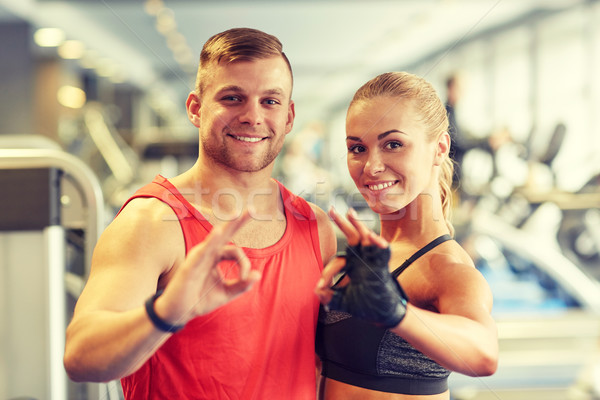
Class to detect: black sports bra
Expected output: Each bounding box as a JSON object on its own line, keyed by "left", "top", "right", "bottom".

{"left": 316, "top": 234, "right": 453, "bottom": 395}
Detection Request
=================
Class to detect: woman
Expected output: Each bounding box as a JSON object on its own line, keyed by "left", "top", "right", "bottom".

{"left": 315, "top": 71, "right": 498, "bottom": 399}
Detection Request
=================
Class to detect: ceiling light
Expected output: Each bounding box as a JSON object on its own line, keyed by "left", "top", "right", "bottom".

{"left": 144, "top": 0, "right": 164, "bottom": 16}
{"left": 57, "top": 86, "right": 86, "bottom": 109}
{"left": 79, "top": 49, "right": 99, "bottom": 69}
{"left": 58, "top": 40, "right": 85, "bottom": 59}
{"left": 34, "top": 28, "right": 66, "bottom": 47}
{"left": 156, "top": 8, "right": 176, "bottom": 34}
{"left": 96, "top": 59, "right": 118, "bottom": 77}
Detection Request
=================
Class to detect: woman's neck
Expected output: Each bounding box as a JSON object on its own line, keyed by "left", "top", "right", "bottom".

{"left": 379, "top": 193, "right": 449, "bottom": 245}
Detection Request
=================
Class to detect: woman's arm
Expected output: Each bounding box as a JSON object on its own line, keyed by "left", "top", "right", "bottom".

{"left": 391, "top": 262, "right": 498, "bottom": 377}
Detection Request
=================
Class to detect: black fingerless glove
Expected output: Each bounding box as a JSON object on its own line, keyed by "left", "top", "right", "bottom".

{"left": 329, "top": 244, "right": 408, "bottom": 328}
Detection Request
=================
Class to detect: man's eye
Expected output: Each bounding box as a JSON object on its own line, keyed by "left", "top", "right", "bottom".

{"left": 264, "top": 99, "right": 279, "bottom": 105}
{"left": 222, "top": 96, "right": 241, "bottom": 102}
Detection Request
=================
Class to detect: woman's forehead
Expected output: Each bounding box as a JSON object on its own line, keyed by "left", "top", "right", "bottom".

{"left": 347, "top": 97, "right": 420, "bottom": 132}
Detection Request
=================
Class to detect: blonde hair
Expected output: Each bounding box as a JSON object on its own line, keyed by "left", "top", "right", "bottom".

{"left": 349, "top": 71, "right": 455, "bottom": 236}
{"left": 195, "top": 27, "right": 293, "bottom": 97}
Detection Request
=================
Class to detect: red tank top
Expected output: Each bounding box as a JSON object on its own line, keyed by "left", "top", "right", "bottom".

{"left": 120, "top": 175, "right": 323, "bottom": 399}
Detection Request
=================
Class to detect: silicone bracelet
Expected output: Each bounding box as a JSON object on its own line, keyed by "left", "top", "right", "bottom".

{"left": 144, "top": 290, "right": 185, "bottom": 333}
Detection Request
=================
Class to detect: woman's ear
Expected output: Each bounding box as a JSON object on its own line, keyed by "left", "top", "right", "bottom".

{"left": 434, "top": 131, "right": 451, "bottom": 166}
{"left": 186, "top": 92, "right": 201, "bottom": 127}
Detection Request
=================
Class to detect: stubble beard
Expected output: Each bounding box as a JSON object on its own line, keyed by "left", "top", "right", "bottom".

{"left": 201, "top": 130, "right": 283, "bottom": 173}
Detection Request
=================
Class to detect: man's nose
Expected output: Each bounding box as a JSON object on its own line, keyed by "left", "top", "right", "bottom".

{"left": 238, "top": 101, "right": 263, "bottom": 125}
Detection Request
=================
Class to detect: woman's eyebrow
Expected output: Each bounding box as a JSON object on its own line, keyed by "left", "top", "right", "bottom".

{"left": 377, "top": 130, "right": 402, "bottom": 140}
{"left": 346, "top": 130, "right": 403, "bottom": 142}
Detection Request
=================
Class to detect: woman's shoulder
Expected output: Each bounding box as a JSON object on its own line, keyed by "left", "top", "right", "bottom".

{"left": 425, "top": 244, "right": 493, "bottom": 309}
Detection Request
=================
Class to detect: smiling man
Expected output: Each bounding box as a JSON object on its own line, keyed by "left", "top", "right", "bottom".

{"left": 63, "top": 28, "right": 337, "bottom": 400}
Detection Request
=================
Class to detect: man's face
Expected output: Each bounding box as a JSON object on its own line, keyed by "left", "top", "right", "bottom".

{"left": 189, "top": 56, "right": 295, "bottom": 173}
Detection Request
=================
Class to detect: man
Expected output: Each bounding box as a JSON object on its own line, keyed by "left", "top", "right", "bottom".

{"left": 63, "top": 28, "right": 337, "bottom": 399}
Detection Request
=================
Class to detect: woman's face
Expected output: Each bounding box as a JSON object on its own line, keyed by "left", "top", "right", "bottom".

{"left": 345, "top": 96, "right": 441, "bottom": 215}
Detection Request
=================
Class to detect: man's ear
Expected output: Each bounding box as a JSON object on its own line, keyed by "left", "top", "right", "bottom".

{"left": 285, "top": 100, "right": 295, "bottom": 135}
{"left": 186, "top": 92, "right": 201, "bottom": 128}
{"left": 434, "top": 131, "right": 451, "bottom": 166}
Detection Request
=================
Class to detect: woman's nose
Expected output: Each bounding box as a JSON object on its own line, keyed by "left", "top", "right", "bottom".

{"left": 365, "top": 151, "right": 385, "bottom": 175}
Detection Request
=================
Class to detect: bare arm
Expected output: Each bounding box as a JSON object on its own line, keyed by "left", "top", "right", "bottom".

{"left": 316, "top": 208, "right": 498, "bottom": 377}
{"left": 64, "top": 199, "right": 259, "bottom": 382}
{"left": 310, "top": 203, "right": 338, "bottom": 265}
{"left": 391, "top": 263, "right": 498, "bottom": 377}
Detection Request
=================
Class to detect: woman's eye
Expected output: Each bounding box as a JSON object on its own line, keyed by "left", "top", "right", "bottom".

{"left": 385, "top": 141, "right": 403, "bottom": 150}
{"left": 348, "top": 144, "right": 366, "bottom": 154}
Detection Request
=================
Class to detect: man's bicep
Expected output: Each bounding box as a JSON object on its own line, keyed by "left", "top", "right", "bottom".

{"left": 311, "top": 204, "right": 337, "bottom": 265}
{"left": 74, "top": 200, "right": 181, "bottom": 315}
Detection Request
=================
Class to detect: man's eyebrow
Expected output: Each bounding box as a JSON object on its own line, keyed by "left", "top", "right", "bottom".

{"left": 346, "top": 130, "right": 403, "bottom": 142}
{"left": 217, "top": 85, "right": 244, "bottom": 93}
{"left": 216, "top": 86, "right": 286, "bottom": 97}
{"left": 263, "top": 88, "right": 285, "bottom": 96}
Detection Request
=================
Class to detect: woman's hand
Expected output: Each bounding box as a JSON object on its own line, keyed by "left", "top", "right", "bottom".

{"left": 329, "top": 207, "right": 388, "bottom": 248}
{"left": 315, "top": 207, "right": 385, "bottom": 304}
{"left": 315, "top": 207, "right": 408, "bottom": 328}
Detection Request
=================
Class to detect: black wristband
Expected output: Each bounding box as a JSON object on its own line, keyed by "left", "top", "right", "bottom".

{"left": 144, "top": 290, "right": 185, "bottom": 333}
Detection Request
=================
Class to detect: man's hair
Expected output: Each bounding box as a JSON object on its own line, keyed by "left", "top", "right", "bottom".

{"left": 194, "top": 27, "right": 293, "bottom": 96}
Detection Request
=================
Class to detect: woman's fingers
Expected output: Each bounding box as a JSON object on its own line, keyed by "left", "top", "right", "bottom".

{"left": 328, "top": 207, "right": 360, "bottom": 245}
{"left": 317, "top": 256, "right": 347, "bottom": 289}
{"left": 315, "top": 256, "right": 347, "bottom": 304}
{"left": 347, "top": 209, "right": 389, "bottom": 249}
{"left": 346, "top": 208, "right": 375, "bottom": 246}
{"left": 330, "top": 207, "right": 389, "bottom": 249}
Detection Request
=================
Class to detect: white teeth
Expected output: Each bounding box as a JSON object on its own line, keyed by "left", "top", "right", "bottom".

{"left": 233, "top": 135, "right": 263, "bottom": 143}
{"left": 368, "top": 181, "right": 395, "bottom": 191}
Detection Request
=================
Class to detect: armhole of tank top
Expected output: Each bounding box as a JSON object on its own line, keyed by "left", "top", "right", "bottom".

{"left": 277, "top": 181, "right": 323, "bottom": 270}
{"left": 129, "top": 191, "right": 191, "bottom": 255}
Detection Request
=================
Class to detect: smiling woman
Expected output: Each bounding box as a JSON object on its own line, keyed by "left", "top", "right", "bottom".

{"left": 315, "top": 71, "right": 498, "bottom": 400}
{"left": 344, "top": 73, "right": 454, "bottom": 235}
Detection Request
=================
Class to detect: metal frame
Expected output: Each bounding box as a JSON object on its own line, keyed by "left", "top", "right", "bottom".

{"left": 0, "top": 147, "right": 122, "bottom": 399}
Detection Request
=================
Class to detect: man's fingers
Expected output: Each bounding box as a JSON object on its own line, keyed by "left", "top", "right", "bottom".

{"left": 222, "top": 270, "right": 262, "bottom": 295}
{"left": 187, "top": 211, "right": 252, "bottom": 264}
{"left": 218, "top": 246, "right": 260, "bottom": 295}
{"left": 217, "top": 245, "right": 253, "bottom": 281}
{"left": 208, "top": 211, "right": 252, "bottom": 248}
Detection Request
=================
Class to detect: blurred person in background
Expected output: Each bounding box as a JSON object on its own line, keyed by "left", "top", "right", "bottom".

{"left": 315, "top": 71, "right": 498, "bottom": 400}
{"left": 445, "top": 73, "right": 512, "bottom": 194}
{"left": 63, "top": 27, "right": 336, "bottom": 400}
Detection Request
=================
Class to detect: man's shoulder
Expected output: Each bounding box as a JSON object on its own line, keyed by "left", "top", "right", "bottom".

{"left": 115, "top": 196, "right": 179, "bottom": 230}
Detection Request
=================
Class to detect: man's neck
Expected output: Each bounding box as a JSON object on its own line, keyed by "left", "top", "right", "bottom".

{"left": 171, "top": 161, "right": 281, "bottom": 218}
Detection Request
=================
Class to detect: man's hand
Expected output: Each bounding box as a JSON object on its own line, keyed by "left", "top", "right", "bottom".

{"left": 154, "top": 212, "right": 261, "bottom": 328}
